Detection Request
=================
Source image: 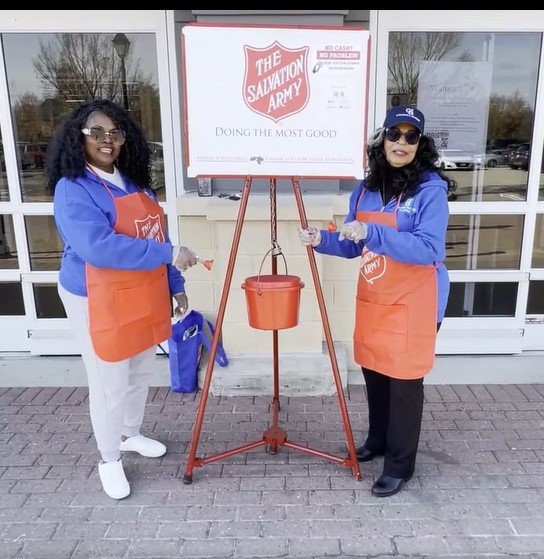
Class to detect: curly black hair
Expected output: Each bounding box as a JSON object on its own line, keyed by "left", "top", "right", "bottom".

{"left": 365, "top": 127, "right": 455, "bottom": 199}
{"left": 46, "top": 99, "right": 152, "bottom": 193}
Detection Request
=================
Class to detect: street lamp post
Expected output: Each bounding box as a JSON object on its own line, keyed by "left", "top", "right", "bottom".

{"left": 112, "top": 33, "right": 131, "bottom": 111}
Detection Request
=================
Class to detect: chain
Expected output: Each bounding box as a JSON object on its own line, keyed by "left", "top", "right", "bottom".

{"left": 270, "top": 178, "right": 277, "bottom": 245}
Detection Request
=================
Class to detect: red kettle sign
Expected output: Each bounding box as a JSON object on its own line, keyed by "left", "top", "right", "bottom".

{"left": 243, "top": 42, "right": 309, "bottom": 123}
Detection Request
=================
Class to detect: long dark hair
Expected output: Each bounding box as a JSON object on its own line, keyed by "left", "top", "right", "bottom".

{"left": 46, "top": 99, "right": 152, "bottom": 193}
{"left": 365, "top": 127, "right": 455, "bottom": 199}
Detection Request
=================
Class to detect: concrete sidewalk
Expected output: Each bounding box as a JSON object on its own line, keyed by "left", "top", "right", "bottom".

{"left": 1, "top": 382, "right": 544, "bottom": 558}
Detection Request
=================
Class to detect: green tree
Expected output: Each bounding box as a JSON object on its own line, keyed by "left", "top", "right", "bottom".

{"left": 488, "top": 93, "right": 533, "bottom": 142}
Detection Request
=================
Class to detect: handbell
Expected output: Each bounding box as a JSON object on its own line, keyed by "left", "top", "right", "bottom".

{"left": 197, "top": 257, "right": 214, "bottom": 271}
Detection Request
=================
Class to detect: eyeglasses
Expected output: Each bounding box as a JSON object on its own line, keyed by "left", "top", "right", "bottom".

{"left": 385, "top": 128, "right": 421, "bottom": 145}
{"left": 81, "top": 127, "right": 126, "bottom": 145}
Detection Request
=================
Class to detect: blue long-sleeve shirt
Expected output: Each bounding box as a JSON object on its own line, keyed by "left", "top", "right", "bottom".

{"left": 315, "top": 170, "right": 450, "bottom": 321}
{"left": 54, "top": 168, "right": 184, "bottom": 297}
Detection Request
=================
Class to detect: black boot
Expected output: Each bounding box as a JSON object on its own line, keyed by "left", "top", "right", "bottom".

{"left": 355, "top": 446, "right": 383, "bottom": 463}
{"left": 371, "top": 474, "right": 411, "bottom": 497}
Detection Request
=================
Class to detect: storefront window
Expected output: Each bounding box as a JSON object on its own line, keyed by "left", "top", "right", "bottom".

{"left": 388, "top": 32, "right": 541, "bottom": 203}
{"left": 2, "top": 32, "right": 165, "bottom": 203}
{"left": 446, "top": 214, "right": 523, "bottom": 270}
{"left": 527, "top": 281, "right": 544, "bottom": 314}
{"left": 0, "top": 283, "right": 25, "bottom": 316}
{"left": 531, "top": 214, "right": 544, "bottom": 267}
{"left": 0, "top": 215, "right": 18, "bottom": 269}
{"left": 24, "top": 215, "right": 62, "bottom": 271}
{"left": 446, "top": 281, "right": 517, "bottom": 317}
{"left": 33, "top": 284, "right": 66, "bottom": 319}
{"left": 0, "top": 131, "right": 9, "bottom": 202}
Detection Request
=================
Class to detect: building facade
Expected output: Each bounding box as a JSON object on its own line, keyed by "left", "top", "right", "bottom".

{"left": 1, "top": 10, "right": 544, "bottom": 387}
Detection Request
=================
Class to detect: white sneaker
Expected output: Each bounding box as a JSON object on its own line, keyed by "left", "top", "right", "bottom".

{"left": 98, "top": 460, "right": 130, "bottom": 500}
{"left": 119, "top": 435, "right": 166, "bottom": 458}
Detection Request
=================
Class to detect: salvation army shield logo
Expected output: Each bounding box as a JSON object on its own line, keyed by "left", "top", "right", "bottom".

{"left": 134, "top": 214, "right": 165, "bottom": 243}
{"left": 243, "top": 42, "right": 309, "bottom": 123}
{"left": 360, "top": 248, "right": 386, "bottom": 284}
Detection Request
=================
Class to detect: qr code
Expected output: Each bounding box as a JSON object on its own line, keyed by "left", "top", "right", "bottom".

{"left": 427, "top": 130, "right": 449, "bottom": 150}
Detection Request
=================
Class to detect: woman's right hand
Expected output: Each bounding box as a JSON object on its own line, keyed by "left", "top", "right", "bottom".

{"left": 172, "top": 246, "right": 198, "bottom": 271}
{"left": 298, "top": 227, "right": 322, "bottom": 247}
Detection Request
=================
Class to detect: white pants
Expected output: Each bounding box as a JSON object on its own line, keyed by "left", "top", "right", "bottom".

{"left": 58, "top": 283, "right": 157, "bottom": 462}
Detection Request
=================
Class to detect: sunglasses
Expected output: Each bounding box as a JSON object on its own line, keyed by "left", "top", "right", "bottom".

{"left": 385, "top": 127, "right": 421, "bottom": 145}
{"left": 81, "top": 127, "right": 126, "bottom": 145}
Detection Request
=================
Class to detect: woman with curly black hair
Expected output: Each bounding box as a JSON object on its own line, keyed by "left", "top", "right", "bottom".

{"left": 298, "top": 106, "right": 450, "bottom": 497}
{"left": 48, "top": 99, "right": 197, "bottom": 500}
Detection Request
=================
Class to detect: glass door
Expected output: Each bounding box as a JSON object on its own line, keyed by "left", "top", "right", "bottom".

{"left": 373, "top": 10, "right": 544, "bottom": 354}
{"left": 0, "top": 11, "right": 180, "bottom": 355}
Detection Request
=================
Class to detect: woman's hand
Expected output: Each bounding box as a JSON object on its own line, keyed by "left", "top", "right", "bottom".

{"left": 339, "top": 220, "right": 368, "bottom": 242}
{"left": 298, "top": 227, "right": 322, "bottom": 247}
{"left": 173, "top": 292, "right": 188, "bottom": 318}
{"left": 172, "top": 246, "right": 198, "bottom": 271}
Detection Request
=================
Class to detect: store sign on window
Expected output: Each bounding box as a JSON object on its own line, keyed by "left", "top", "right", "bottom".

{"left": 418, "top": 61, "right": 492, "bottom": 153}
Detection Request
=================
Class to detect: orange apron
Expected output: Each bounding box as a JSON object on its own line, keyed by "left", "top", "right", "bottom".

{"left": 354, "top": 190, "right": 437, "bottom": 379}
{"left": 85, "top": 173, "right": 171, "bottom": 362}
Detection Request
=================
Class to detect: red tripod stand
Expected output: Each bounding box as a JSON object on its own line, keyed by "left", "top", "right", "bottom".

{"left": 183, "top": 176, "right": 361, "bottom": 483}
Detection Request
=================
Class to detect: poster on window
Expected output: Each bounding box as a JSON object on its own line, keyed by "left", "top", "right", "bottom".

{"left": 417, "top": 61, "right": 493, "bottom": 153}
{"left": 181, "top": 24, "right": 369, "bottom": 179}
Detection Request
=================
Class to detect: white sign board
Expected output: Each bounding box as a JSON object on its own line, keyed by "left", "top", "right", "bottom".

{"left": 181, "top": 24, "right": 369, "bottom": 179}
{"left": 418, "top": 61, "right": 493, "bottom": 153}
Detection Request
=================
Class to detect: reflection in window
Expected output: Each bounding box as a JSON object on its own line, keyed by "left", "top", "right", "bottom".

{"left": 0, "top": 215, "right": 18, "bottom": 269}
{"left": 2, "top": 32, "right": 164, "bottom": 202}
{"left": 446, "top": 282, "right": 517, "bottom": 317}
{"left": 24, "top": 215, "right": 62, "bottom": 271}
{"left": 0, "top": 130, "right": 9, "bottom": 202}
{"left": 531, "top": 214, "right": 544, "bottom": 268}
{"left": 537, "top": 146, "right": 544, "bottom": 201}
{"left": 0, "top": 283, "right": 25, "bottom": 316}
{"left": 527, "top": 281, "right": 544, "bottom": 314}
{"left": 446, "top": 214, "right": 523, "bottom": 270}
{"left": 388, "top": 31, "right": 540, "bottom": 203}
{"left": 33, "top": 284, "right": 66, "bottom": 319}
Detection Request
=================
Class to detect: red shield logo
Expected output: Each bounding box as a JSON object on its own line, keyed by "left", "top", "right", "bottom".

{"left": 243, "top": 42, "right": 309, "bottom": 123}
{"left": 360, "top": 248, "right": 386, "bottom": 284}
{"left": 134, "top": 214, "right": 165, "bottom": 243}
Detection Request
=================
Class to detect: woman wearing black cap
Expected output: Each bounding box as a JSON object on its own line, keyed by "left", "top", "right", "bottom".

{"left": 298, "top": 106, "right": 451, "bottom": 497}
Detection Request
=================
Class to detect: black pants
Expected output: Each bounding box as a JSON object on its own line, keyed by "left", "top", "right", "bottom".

{"left": 361, "top": 322, "right": 441, "bottom": 479}
{"left": 362, "top": 368, "right": 423, "bottom": 478}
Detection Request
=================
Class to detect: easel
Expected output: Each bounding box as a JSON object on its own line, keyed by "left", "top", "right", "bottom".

{"left": 183, "top": 176, "right": 362, "bottom": 483}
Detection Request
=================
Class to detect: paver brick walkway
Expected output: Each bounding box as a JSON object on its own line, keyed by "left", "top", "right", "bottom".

{"left": 1, "top": 384, "right": 544, "bottom": 558}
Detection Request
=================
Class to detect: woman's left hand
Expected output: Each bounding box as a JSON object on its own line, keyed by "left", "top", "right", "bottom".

{"left": 339, "top": 220, "right": 368, "bottom": 242}
{"left": 173, "top": 293, "right": 188, "bottom": 318}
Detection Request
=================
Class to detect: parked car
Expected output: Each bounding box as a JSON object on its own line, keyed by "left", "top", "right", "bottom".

{"left": 478, "top": 151, "right": 508, "bottom": 167}
{"left": 437, "top": 148, "right": 506, "bottom": 170}
{"left": 16, "top": 142, "right": 47, "bottom": 170}
{"left": 437, "top": 149, "right": 476, "bottom": 170}
{"left": 509, "top": 143, "right": 530, "bottom": 170}
{"left": 27, "top": 142, "right": 48, "bottom": 168}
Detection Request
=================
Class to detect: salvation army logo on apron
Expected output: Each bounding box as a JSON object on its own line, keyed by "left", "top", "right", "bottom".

{"left": 134, "top": 214, "right": 165, "bottom": 242}
{"left": 360, "top": 246, "right": 386, "bottom": 284}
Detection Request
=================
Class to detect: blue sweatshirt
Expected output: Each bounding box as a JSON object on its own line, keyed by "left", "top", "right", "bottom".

{"left": 54, "top": 169, "right": 184, "bottom": 297}
{"left": 315, "top": 170, "right": 450, "bottom": 321}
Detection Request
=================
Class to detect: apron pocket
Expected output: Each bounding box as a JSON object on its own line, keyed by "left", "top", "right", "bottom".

{"left": 354, "top": 298, "right": 408, "bottom": 355}
{"left": 115, "top": 269, "right": 168, "bottom": 328}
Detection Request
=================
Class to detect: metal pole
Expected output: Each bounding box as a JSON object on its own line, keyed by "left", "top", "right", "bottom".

{"left": 120, "top": 57, "right": 129, "bottom": 111}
